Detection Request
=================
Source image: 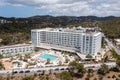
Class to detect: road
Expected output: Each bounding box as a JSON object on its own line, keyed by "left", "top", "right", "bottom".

{"left": 105, "top": 38, "right": 120, "bottom": 55}
{"left": 0, "top": 62, "right": 116, "bottom": 75}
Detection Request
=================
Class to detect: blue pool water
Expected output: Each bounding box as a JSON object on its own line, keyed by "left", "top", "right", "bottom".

{"left": 39, "top": 54, "right": 58, "bottom": 61}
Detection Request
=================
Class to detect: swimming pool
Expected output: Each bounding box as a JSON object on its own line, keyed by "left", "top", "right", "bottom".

{"left": 39, "top": 54, "right": 58, "bottom": 61}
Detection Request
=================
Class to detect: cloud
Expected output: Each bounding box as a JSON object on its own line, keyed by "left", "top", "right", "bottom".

{"left": 1, "top": 0, "right": 120, "bottom": 16}
{"left": 0, "top": 0, "right": 8, "bottom": 6}
{"left": 37, "top": 2, "right": 93, "bottom": 16}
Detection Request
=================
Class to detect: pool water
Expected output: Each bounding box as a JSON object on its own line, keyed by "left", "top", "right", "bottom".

{"left": 39, "top": 54, "right": 58, "bottom": 61}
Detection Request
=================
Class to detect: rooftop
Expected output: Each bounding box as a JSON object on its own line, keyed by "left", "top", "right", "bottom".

{"left": 0, "top": 43, "right": 32, "bottom": 49}
{"left": 32, "top": 26, "right": 100, "bottom": 35}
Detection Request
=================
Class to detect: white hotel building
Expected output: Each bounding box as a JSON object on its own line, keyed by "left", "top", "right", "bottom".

{"left": 0, "top": 44, "right": 34, "bottom": 56}
{"left": 31, "top": 27, "right": 102, "bottom": 55}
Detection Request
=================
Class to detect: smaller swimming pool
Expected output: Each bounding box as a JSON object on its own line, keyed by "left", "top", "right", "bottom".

{"left": 39, "top": 54, "right": 58, "bottom": 61}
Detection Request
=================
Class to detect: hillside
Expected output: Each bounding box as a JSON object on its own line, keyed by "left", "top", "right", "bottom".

{"left": 0, "top": 15, "right": 120, "bottom": 45}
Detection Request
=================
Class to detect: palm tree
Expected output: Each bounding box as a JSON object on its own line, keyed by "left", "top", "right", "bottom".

{"left": 46, "top": 59, "right": 50, "bottom": 64}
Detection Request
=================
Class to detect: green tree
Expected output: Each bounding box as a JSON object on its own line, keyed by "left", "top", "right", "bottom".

{"left": 6, "top": 74, "right": 10, "bottom": 80}
{"left": 87, "top": 69, "right": 94, "bottom": 78}
{"left": 0, "top": 54, "right": 3, "bottom": 59}
{"left": 116, "top": 60, "right": 120, "bottom": 71}
{"left": 35, "top": 47, "right": 39, "bottom": 52}
{"left": 65, "top": 57, "right": 69, "bottom": 63}
{"left": 40, "top": 76, "right": 47, "bottom": 80}
{"left": 1, "top": 36, "right": 12, "bottom": 45}
{"left": 116, "top": 60, "right": 120, "bottom": 67}
{"left": 97, "top": 64, "right": 109, "bottom": 75}
{"left": 59, "top": 71, "right": 73, "bottom": 80}
{"left": 22, "top": 76, "right": 34, "bottom": 80}
{"left": 110, "top": 49, "right": 120, "bottom": 60}
{"left": 69, "top": 61, "right": 86, "bottom": 78}
{"left": 86, "top": 54, "right": 92, "bottom": 58}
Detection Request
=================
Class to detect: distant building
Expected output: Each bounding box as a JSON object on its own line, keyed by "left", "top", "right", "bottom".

{"left": 0, "top": 44, "right": 34, "bottom": 56}
{"left": 84, "top": 62, "right": 116, "bottom": 70}
{"left": 31, "top": 27, "right": 102, "bottom": 55}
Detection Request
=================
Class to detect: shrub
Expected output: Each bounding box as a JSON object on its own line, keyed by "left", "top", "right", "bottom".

{"left": 116, "top": 78, "right": 120, "bottom": 80}
{"left": 107, "top": 76, "right": 111, "bottom": 78}
{"left": 94, "top": 78, "right": 97, "bottom": 80}
{"left": 22, "top": 76, "right": 34, "bottom": 80}
{"left": 99, "top": 76, "right": 103, "bottom": 80}
{"left": 110, "top": 67, "right": 119, "bottom": 72}
{"left": 86, "top": 54, "right": 92, "bottom": 58}
{"left": 97, "top": 64, "right": 109, "bottom": 75}
{"left": 118, "top": 74, "right": 120, "bottom": 78}
{"left": 112, "top": 75, "right": 116, "bottom": 79}
{"left": 59, "top": 71, "right": 72, "bottom": 80}
{"left": 85, "top": 77, "right": 90, "bottom": 80}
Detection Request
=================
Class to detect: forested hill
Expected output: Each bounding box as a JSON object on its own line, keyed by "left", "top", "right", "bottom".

{"left": 0, "top": 15, "right": 120, "bottom": 45}
{"left": 0, "top": 15, "right": 117, "bottom": 24}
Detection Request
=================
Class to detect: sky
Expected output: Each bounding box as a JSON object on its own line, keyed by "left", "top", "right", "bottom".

{"left": 0, "top": 0, "right": 120, "bottom": 17}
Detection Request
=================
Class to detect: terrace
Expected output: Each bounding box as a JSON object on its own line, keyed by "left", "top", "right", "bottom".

{"left": 1, "top": 49, "right": 76, "bottom": 70}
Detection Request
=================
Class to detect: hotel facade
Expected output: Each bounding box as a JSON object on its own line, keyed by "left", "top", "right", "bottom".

{"left": 31, "top": 27, "right": 102, "bottom": 55}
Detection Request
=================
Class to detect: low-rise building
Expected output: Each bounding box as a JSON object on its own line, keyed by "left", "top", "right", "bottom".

{"left": 0, "top": 44, "right": 34, "bottom": 56}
